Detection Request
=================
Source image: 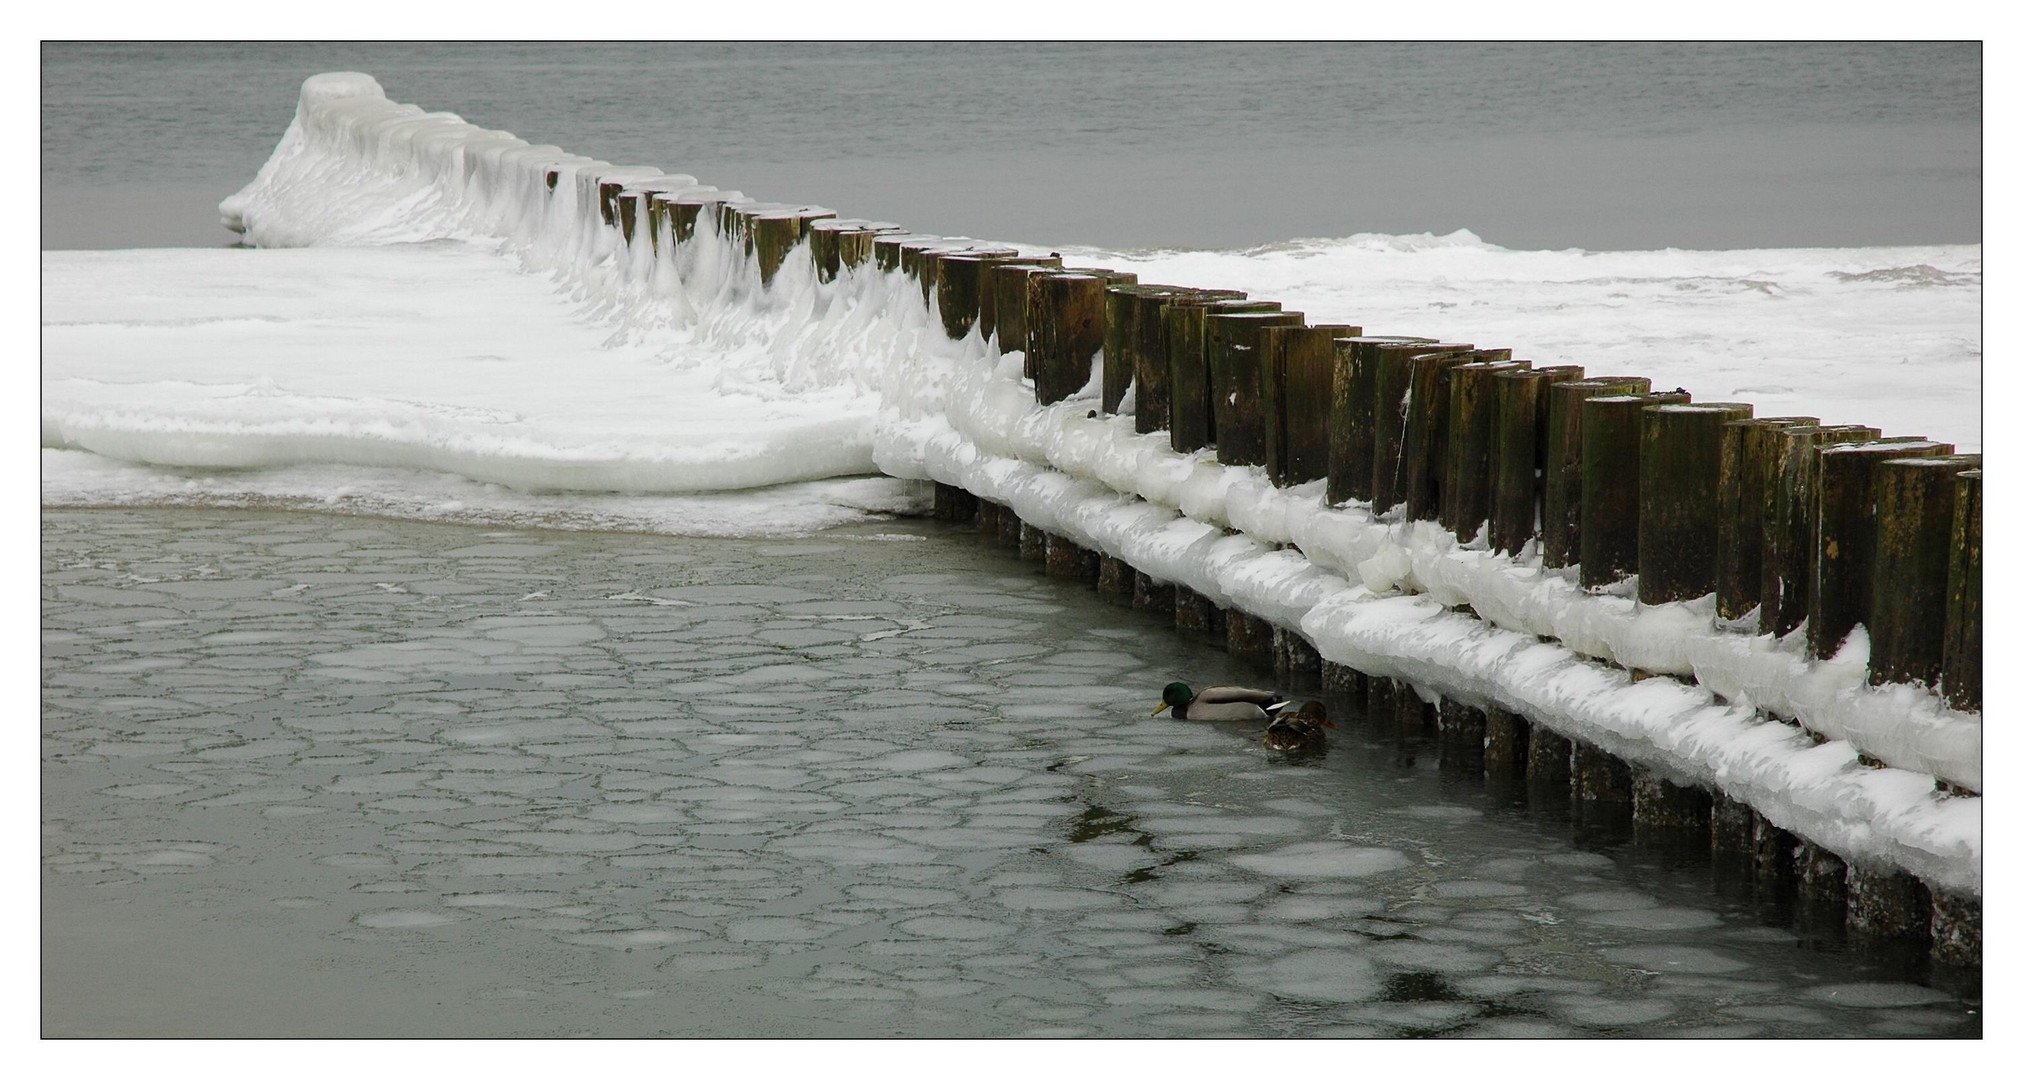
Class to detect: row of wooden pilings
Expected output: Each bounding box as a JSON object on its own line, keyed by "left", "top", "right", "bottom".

{"left": 933, "top": 481, "right": 1981, "bottom": 979}
{"left": 585, "top": 173, "right": 1981, "bottom": 714}
{"left": 579, "top": 173, "right": 1980, "bottom": 971}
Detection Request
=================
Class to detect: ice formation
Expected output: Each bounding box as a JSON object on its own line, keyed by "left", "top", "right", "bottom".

{"left": 41, "top": 72, "right": 1981, "bottom": 894}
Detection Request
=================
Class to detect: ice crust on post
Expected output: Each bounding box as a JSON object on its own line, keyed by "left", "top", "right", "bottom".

{"left": 47, "top": 73, "right": 1980, "bottom": 897}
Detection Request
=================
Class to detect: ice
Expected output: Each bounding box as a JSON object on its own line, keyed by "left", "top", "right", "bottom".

{"left": 1583, "top": 906, "right": 1725, "bottom": 931}
{"left": 1227, "top": 842, "right": 1414, "bottom": 879}
{"left": 1366, "top": 940, "right": 1502, "bottom": 974}
{"left": 355, "top": 910, "right": 461, "bottom": 929}
{"left": 1601, "top": 945, "right": 1752, "bottom": 975}
{"left": 1225, "top": 950, "right": 1384, "bottom": 1004}
{"left": 1802, "top": 983, "right": 1956, "bottom": 1009}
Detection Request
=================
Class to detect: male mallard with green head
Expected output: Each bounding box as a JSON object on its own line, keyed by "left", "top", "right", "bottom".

{"left": 1263, "top": 700, "right": 1335, "bottom": 752}
{"left": 1152, "top": 682, "right": 1287, "bottom": 722}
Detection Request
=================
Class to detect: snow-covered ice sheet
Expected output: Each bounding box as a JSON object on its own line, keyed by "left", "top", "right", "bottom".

{"left": 38, "top": 72, "right": 1980, "bottom": 893}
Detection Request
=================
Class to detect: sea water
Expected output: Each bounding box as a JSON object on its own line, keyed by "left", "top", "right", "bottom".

{"left": 40, "top": 508, "right": 1980, "bottom": 1037}
{"left": 40, "top": 41, "right": 1980, "bottom": 251}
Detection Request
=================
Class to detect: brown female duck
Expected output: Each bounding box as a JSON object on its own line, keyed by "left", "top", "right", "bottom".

{"left": 1263, "top": 700, "right": 1335, "bottom": 752}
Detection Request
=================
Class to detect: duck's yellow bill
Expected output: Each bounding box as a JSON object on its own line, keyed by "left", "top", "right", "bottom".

{"left": 1151, "top": 701, "right": 1169, "bottom": 715}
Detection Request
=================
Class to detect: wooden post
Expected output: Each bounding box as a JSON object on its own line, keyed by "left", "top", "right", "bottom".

{"left": 1263, "top": 324, "right": 1359, "bottom": 486}
{"left": 873, "top": 232, "right": 924, "bottom": 273}
{"left": 1032, "top": 273, "right": 1111, "bottom": 405}
{"left": 1327, "top": 337, "right": 1436, "bottom": 506}
{"left": 935, "top": 251, "right": 1019, "bottom": 340}
{"left": 1164, "top": 299, "right": 1282, "bottom": 453}
{"left": 1205, "top": 310, "right": 1305, "bottom": 466}
{"left": 1869, "top": 455, "right": 1982, "bottom": 686}
{"left": 665, "top": 191, "right": 741, "bottom": 245}
{"left": 1638, "top": 402, "right": 1755, "bottom": 605}
{"left": 1943, "top": 469, "right": 1981, "bottom": 711}
{"left": 1440, "top": 358, "right": 1531, "bottom": 541}
{"left": 1811, "top": 439, "right": 1955, "bottom": 660}
{"left": 1483, "top": 707, "right": 1528, "bottom": 777}
{"left": 1630, "top": 767, "right": 1711, "bottom": 843}
{"left": 1127, "top": 288, "right": 1245, "bottom": 432}
{"left": 978, "top": 256, "right": 1060, "bottom": 346}
{"left": 752, "top": 208, "right": 837, "bottom": 287}
{"left": 1369, "top": 343, "right": 1470, "bottom": 515}
{"left": 1526, "top": 724, "right": 1573, "bottom": 806}
{"left": 808, "top": 219, "right": 898, "bottom": 282}
{"left": 1578, "top": 390, "right": 1690, "bottom": 591}
{"left": 1541, "top": 377, "right": 1652, "bottom": 568}
{"left": 1133, "top": 571, "right": 1176, "bottom": 618}
{"left": 1715, "top": 417, "right": 1820, "bottom": 620}
{"left": 1846, "top": 866, "right": 1933, "bottom": 950}
{"left": 984, "top": 259, "right": 1060, "bottom": 355}
{"left": 1488, "top": 366, "right": 1585, "bottom": 557}
{"left": 1761, "top": 424, "right": 1879, "bottom": 637}
{"left": 1406, "top": 350, "right": 1507, "bottom": 521}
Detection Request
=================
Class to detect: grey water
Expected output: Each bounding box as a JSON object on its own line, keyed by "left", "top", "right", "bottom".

{"left": 42, "top": 507, "right": 1978, "bottom": 1038}
{"left": 40, "top": 41, "right": 1980, "bottom": 252}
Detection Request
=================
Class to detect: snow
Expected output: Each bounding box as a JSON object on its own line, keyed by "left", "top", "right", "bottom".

{"left": 40, "top": 72, "right": 1981, "bottom": 895}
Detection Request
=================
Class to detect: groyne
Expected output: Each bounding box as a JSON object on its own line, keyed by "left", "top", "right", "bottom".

{"left": 218, "top": 72, "right": 1982, "bottom": 970}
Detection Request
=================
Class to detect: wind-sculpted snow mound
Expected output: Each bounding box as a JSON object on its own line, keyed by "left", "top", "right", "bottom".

{"left": 42, "top": 72, "right": 1980, "bottom": 895}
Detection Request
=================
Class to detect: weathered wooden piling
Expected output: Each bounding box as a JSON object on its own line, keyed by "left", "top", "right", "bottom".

{"left": 1327, "top": 337, "right": 1437, "bottom": 506}
{"left": 1796, "top": 841, "right": 1849, "bottom": 935}
{"left": 807, "top": 219, "right": 903, "bottom": 281}
{"left": 1096, "top": 555, "right": 1134, "bottom": 602}
{"left": 1526, "top": 724, "right": 1573, "bottom": 806}
{"left": 1714, "top": 417, "right": 1819, "bottom": 620}
{"left": 1031, "top": 273, "right": 1112, "bottom": 405}
{"left": 1045, "top": 533, "right": 1100, "bottom": 584}
{"left": 1751, "top": 811, "right": 1799, "bottom": 904}
{"left": 1437, "top": 700, "right": 1487, "bottom": 771}
{"left": 1942, "top": 469, "right": 1981, "bottom": 711}
{"left": 1273, "top": 627, "right": 1323, "bottom": 683}
{"left": 996, "top": 504, "right": 1022, "bottom": 548}
{"left": 1133, "top": 571, "right": 1176, "bottom": 618}
{"left": 1102, "top": 285, "right": 1192, "bottom": 415}
{"left": 1760, "top": 424, "right": 1879, "bottom": 636}
{"left": 1440, "top": 358, "right": 1531, "bottom": 541}
{"left": 745, "top": 208, "right": 835, "bottom": 286}
{"left": 1631, "top": 767, "right": 1711, "bottom": 846}
{"left": 1393, "top": 679, "right": 1436, "bottom": 735}
{"left": 1165, "top": 300, "right": 1286, "bottom": 453}
{"left": 934, "top": 251, "right": 1019, "bottom": 340}
{"left": 1577, "top": 390, "right": 1690, "bottom": 591}
{"left": 932, "top": 482, "right": 978, "bottom": 523}
{"left": 1364, "top": 675, "right": 1397, "bottom": 724}
{"left": 665, "top": 190, "right": 746, "bottom": 244}
{"left": 1929, "top": 889, "right": 1981, "bottom": 970}
{"left": 1483, "top": 707, "right": 1528, "bottom": 776}
{"left": 1227, "top": 611, "right": 1276, "bottom": 664}
{"left": 1637, "top": 402, "right": 1756, "bottom": 605}
{"left": 1811, "top": 439, "right": 1954, "bottom": 660}
{"left": 1321, "top": 661, "right": 1368, "bottom": 709}
{"left": 1540, "top": 376, "right": 1652, "bottom": 568}
{"left": 1124, "top": 288, "right": 1246, "bottom": 432}
{"left": 1174, "top": 587, "right": 1224, "bottom": 637}
{"left": 1572, "top": 740, "right": 1633, "bottom": 809}
{"left": 984, "top": 259, "right": 1062, "bottom": 355}
{"left": 1404, "top": 350, "right": 1501, "bottom": 521}
{"left": 873, "top": 232, "right": 926, "bottom": 273}
{"left": 1263, "top": 324, "right": 1359, "bottom": 487}
{"left": 1867, "top": 454, "right": 1981, "bottom": 686}
{"left": 1205, "top": 310, "right": 1306, "bottom": 466}
{"left": 1846, "top": 865, "right": 1933, "bottom": 949}
{"left": 1019, "top": 521, "right": 1046, "bottom": 562}
{"left": 1709, "top": 793, "right": 1756, "bottom": 879}
{"left": 1487, "top": 366, "right": 1585, "bottom": 557}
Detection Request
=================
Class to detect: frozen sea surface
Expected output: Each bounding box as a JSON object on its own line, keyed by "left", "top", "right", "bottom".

{"left": 41, "top": 508, "right": 1978, "bottom": 1038}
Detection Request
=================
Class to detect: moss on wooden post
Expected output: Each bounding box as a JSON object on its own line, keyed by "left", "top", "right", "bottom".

{"left": 1715, "top": 417, "right": 1819, "bottom": 620}
{"left": 1163, "top": 300, "right": 1285, "bottom": 454}
{"left": 1637, "top": 402, "right": 1756, "bottom": 605}
{"left": 1441, "top": 358, "right": 1531, "bottom": 541}
{"left": 1489, "top": 366, "right": 1585, "bottom": 557}
{"left": 1541, "top": 377, "right": 1652, "bottom": 568}
{"left": 1263, "top": 324, "right": 1359, "bottom": 487}
{"left": 1811, "top": 439, "right": 1954, "bottom": 660}
{"left": 1205, "top": 310, "right": 1305, "bottom": 466}
{"left": 1577, "top": 390, "right": 1690, "bottom": 591}
{"left": 1869, "top": 455, "right": 1982, "bottom": 687}
{"left": 1371, "top": 344, "right": 1470, "bottom": 515}
{"left": 1943, "top": 469, "right": 1981, "bottom": 712}
{"left": 1327, "top": 337, "right": 1436, "bottom": 506}
{"left": 1846, "top": 865, "right": 1933, "bottom": 950}
{"left": 1406, "top": 350, "right": 1508, "bottom": 522}
{"left": 1760, "top": 424, "right": 1879, "bottom": 636}
{"left": 1032, "top": 273, "right": 1111, "bottom": 405}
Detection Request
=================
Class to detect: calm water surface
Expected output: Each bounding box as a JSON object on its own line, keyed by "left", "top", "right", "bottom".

{"left": 41, "top": 41, "right": 1981, "bottom": 251}
{"left": 41, "top": 507, "right": 1979, "bottom": 1037}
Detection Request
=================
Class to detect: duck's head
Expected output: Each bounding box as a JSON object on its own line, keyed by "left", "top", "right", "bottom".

{"left": 1151, "top": 682, "right": 1194, "bottom": 715}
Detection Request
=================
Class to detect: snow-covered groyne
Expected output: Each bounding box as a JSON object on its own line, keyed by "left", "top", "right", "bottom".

{"left": 201, "top": 73, "right": 1979, "bottom": 953}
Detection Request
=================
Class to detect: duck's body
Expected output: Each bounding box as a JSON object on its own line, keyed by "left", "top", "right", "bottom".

{"left": 1264, "top": 700, "right": 1335, "bottom": 752}
{"left": 1153, "top": 682, "right": 1287, "bottom": 722}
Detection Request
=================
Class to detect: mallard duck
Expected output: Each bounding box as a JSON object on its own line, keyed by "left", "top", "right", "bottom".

{"left": 1152, "top": 682, "right": 1287, "bottom": 722}
{"left": 1264, "top": 700, "right": 1336, "bottom": 752}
